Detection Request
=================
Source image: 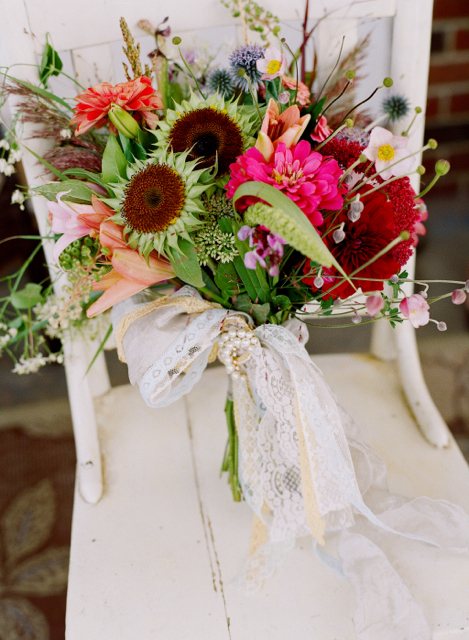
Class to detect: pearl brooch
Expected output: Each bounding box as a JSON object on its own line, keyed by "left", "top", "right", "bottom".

{"left": 217, "top": 324, "right": 259, "bottom": 376}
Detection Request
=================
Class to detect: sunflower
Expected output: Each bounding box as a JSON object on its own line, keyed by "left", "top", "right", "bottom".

{"left": 108, "top": 148, "right": 212, "bottom": 259}
{"left": 155, "top": 93, "right": 259, "bottom": 183}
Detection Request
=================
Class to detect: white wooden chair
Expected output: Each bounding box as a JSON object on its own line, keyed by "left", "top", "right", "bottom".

{"left": 1, "top": 1, "right": 469, "bottom": 638}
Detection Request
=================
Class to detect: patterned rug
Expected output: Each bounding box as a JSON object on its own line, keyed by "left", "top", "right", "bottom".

{"left": 0, "top": 412, "right": 75, "bottom": 640}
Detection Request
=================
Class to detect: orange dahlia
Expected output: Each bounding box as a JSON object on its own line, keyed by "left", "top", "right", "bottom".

{"left": 70, "top": 76, "right": 163, "bottom": 136}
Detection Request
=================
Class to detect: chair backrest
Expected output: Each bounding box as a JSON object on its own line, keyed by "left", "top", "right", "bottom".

{"left": 0, "top": 0, "right": 440, "bottom": 504}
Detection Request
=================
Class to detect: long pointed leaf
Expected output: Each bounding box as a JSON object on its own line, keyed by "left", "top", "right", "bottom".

{"left": 233, "top": 181, "right": 351, "bottom": 285}
{"left": 5, "top": 74, "right": 72, "bottom": 110}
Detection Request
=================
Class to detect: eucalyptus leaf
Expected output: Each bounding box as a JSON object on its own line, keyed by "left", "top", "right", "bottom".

{"left": 102, "top": 134, "right": 128, "bottom": 186}
{"left": 169, "top": 239, "right": 205, "bottom": 288}
{"left": 33, "top": 180, "right": 93, "bottom": 203}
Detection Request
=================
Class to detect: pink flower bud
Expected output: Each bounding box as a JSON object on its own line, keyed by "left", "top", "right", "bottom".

{"left": 366, "top": 294, "right": 385, "bottom": 317}
{"left": 399, "top": 294, "right": 430, "bottom": 328}
{"left": 452, "top": 289, "right": 467, "bottom": 305}
{"left": 437, "top": 321, "right": 447, "bottom": 331}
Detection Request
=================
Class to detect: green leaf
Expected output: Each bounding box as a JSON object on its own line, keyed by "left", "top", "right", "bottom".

{"left": 33, "top": 180, "right": 94, "bottom": 203}
{"left": 271, "top": 294, "right": 291, "bottom": 311}
{"left": 215, "top": 261, "right": 242, "bottom": 297}
{"left": 231, "top": 219, "right": 268, "bottom": 304}
{"left": 169, "top": 239, "right": 205, "bottom": 288}
{"left": 302, "top": 96, "right": 327, "bottom": 140}
{"left": 39, "top": 41, "right": 63, "bottom": 86}
{"left": 102, "top": 134, "right": 128, "bottom": 186}
{"left": 234, "top": 294, "right": 270, "bottom": 324}
{"left": 62, "top": 168, "right": 109, "bottom": 192}
{"left": 5, "top": 74, "right": 72, "bottom": 111}
{"left": 10, "top": 283, "right": 44, "bottom": 310}
{"left": 85, "top": 323, "right": 113, "bottom": 375}
{"left": 137, "top": 128, "right": 153, "bottom": 151}
{"left": 235, "top": 183, "right": 352, "bottom": 288}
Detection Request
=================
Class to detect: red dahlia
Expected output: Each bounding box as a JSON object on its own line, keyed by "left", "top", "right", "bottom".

{"left": 303, "top": 189, "right": 401, "bottom": 299}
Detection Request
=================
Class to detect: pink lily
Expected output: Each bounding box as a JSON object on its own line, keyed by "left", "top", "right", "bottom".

{"left": 255, "top": 98, "right": 310, "bottom": 162}
{"left": 49, "top": 192, "right": 95, "bottom": 264}
{"left": 86, "top": 219, "right": 174, "bottom": 317}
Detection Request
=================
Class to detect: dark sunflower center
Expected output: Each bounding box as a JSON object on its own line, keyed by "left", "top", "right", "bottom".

{"left": 143, "top": 186, "right": 164, "bottom": 209}
{"left": 168, "top": 107, "right": 244, "bottom": 177}
{"left": 122, "top": 164, "right": 185, "bottom": 234}
{"left": 192, "top": 132, "right": 219, "bottom": 159}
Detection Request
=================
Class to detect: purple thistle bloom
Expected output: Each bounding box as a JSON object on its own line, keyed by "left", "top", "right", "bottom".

{"left": 229, "top": 44, "right": 265, "bottom": 92}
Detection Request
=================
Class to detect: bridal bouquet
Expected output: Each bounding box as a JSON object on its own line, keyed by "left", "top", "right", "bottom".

{"left": 2, "top": 8, "right": 469, "bottom": 638}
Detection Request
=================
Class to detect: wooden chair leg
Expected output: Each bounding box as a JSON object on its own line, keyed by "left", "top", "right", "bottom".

{"left": 64, "top": 338, "right": 106, "bottom": 503}
{"left": 395, "top": 320, "right": 449, "bottom": 448}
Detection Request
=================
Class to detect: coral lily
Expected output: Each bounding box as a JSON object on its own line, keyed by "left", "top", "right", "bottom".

{"left": 79, "top": 196, "right": 175, "bottom": 317}
{"left": 255, "top": 99, "right": 310, "bottom": 163}
{"left": 49, "top": 193, "right": 95, "bottom": 264}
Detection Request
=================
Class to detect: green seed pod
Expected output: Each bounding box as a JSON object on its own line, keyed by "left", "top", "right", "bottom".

{"left": 172, "top": 37, "right": 182, "bottom": 45}
{"left": 383, "top": 77, "right": 393, "bottom": 88}
{"left": 435, "top": 159, "right": 450, "bottom": 175}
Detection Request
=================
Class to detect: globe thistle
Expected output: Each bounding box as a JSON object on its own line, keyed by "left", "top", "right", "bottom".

{"left": 229, "top": 44, "right": 265, "bottom": 92}
{"left": 207, "top": 69, "right": 235, "bottom": 98}
{"left": 382, "top": 94, "right": 410, "bottom": 122}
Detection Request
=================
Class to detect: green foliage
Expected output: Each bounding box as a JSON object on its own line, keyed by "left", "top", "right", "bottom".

{"left": 39, "top": 39, "right": 63, "bottom": 87}
{"left": 169, "top": 239, "right": 205, "bottom": 288}
{"left": 62, "top": 168, "right": 109, "bottom": 193}
{"left": 233, "top": 294, "right": 270, "bottom": 324}
{"left": 102, "top": 134, "right": 128, "bottom": 186}
{"left": 215, "top": 261, "right": 242, "bottom": 297}
{"left": 33, "top": 180, "right": 94, "bottom": 203}
{"left": 10, "top": 284, "right": 44, "bottom": 310}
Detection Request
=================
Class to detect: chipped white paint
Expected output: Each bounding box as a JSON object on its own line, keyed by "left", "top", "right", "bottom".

{"left": 66, "top": 366, "right": 469, "bottom": 638}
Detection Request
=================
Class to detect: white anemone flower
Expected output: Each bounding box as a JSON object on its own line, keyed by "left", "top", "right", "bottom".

{"left": 363, "top": 126, "right": 415, "bottom": 180}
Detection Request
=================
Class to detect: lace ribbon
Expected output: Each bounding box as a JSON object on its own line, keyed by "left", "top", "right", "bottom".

{"left": 111, "top": 287, "right": 469, "bottom": 640}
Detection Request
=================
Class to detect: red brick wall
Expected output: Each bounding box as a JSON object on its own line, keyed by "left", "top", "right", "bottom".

{"left": 424, "top": 0, "right": 469, "bottom": 198}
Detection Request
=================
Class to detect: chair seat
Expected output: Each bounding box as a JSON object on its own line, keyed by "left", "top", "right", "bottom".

{"left": 66, "top": 355, "right": 469, "bottom": 640}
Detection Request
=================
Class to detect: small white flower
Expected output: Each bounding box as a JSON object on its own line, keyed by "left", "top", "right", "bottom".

{"left": 9, "top": 149, "right": 22, "bottom": 163}
{"left": 3, "top": 163, "right": 16, "bottom": 176}
{"left": 0, "top": 158, "right": 8, "bottom": 173}
{"left": 60, "top": 128, "right": 72, "bottom": 139}
{"left": 8, "top": 327, "right": 18, "bottom": 338}
{"left": 11, "top": 189, "right": 25, "bottom": 209}
{"left": 363, "top": 126, "right": 415, "bottom": 180}
{"left": 0, "top": 139, "right": 10, "bottom": 150}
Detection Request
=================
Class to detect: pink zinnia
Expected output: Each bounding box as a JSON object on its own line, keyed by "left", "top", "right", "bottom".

{"left": 70, "top": 76, "right": 163, "bottom": 136}
{"left": 226, "top": 141, "right": 345, "bottom": 227}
